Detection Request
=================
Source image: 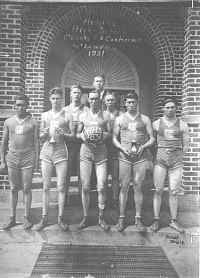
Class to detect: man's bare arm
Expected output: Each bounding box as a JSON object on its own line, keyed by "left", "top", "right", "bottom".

{"left": 181, "top": 120, "right": 189, "bottom": 153}
{"left": 113, "top": 118, "right": 131, "bottom": 156}
{"left": 34, "top": 121, "right": 40, "bottom": 171}
{"left": 0, "top": 122, "right": 9, "bottom": 168}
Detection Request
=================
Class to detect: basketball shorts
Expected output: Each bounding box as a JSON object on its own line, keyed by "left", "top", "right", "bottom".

{"left": 80, "top": 143, "right": 107, "bottom": 165}
{"left": 40, "top": 142, "right": 68, "bottom": 165}
{"left": 7, "top": 149, "right": 35, "bottom": 170}
{"left": 156, "top": 148, "right": 183, "bottom": 170}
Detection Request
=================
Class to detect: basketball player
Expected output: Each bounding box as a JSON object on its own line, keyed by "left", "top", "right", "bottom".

{"left": 77, "top": 90, "right": 111, "bottom": 231}
{"left": 113, "top": 92, "right": 155, "bottom": 232}
{"left": 103, "top": 91, "right": 121, "bottom": 207}
{"left": 150, "top": 98, "right": 189, "bottom": 233}
{"left": 35, "top": 88, "right": 70, "bottom": 231}
{"left": 0, "top": 94, "right": 39, "bottom": 230}
{"left": 63, "top": 85, "right": 89, "bottom": 198}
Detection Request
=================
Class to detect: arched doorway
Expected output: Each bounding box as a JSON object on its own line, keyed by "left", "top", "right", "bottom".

{"left": 61, "top": 47, "right": 140, "bottom": 109}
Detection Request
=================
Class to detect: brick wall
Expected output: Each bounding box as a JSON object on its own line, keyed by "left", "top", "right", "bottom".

{"left": 182, "top": 7, "right": 200, "bottom": 192}
{"left": 0, "top": 3, "right": 199, "bottom": 192}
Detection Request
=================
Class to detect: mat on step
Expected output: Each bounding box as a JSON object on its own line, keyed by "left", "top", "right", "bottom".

{"left": 30, "top": 244, "right": 178, "bottom": 278}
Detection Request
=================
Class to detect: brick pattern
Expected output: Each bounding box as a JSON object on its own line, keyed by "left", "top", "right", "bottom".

{"left": 182, "top": 7, "right": 200, "bottom": 191}
{"left": 0, "top": 3, "right": 199, "bottom": 193}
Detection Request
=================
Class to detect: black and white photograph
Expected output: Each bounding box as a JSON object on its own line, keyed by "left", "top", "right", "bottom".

{"left": 0, "top": 0, "right": 199, "bottom": 277}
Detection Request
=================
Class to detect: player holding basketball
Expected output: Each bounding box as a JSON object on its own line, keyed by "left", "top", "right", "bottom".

{"left": 77, "top": 90, "right": 111, "bottom": 231}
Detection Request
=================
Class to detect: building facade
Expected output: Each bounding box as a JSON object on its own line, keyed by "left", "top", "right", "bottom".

{"left": 0, "top": 1, "right": 200, "bottom": 195}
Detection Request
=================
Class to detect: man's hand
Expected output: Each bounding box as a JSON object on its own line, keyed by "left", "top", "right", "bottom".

{"left": 122, "top": 147, "right": 132, "bottom": 157}
{"left": 0, "top": 161, "right": 6, "bottom": 170}
{"left": 137, "top": 145, "right": 145, "bottom": 158}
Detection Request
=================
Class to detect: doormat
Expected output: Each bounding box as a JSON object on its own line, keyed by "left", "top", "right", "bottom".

{"left": 30, "top": 244, "right": 178, "bottom": 278}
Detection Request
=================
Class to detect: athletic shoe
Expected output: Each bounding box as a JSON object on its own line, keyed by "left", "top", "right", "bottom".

{"left": 150, "top": 219, "right": 160, "bottom": 232}
{"left": 58, "top": 217, "right": 69, "bottom": 231}
{"left": 117, "top": 217, "right": 126, "bottom": 232}
{"left": 169, "top": 220, "right": 184, "bottom": 233}
{"left": 98, "top": 217, "right": 110, "bottom": 231}
{"left": 34, "top": 216, "right": 48, "bottom": 231}
{"left": 78, "top": 216, "right": 90, "bottom": 230}
{"left": 23, "top": 217, "right": 33, "bottom": 230}
{"left": 134, "top": 217, "right": 146, "bottom": 232}
{"left": 3, "top": 216, "right": 16, "bottom": 230}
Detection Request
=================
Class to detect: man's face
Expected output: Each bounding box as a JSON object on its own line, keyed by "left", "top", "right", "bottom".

{"left": 163, "top": 101, "right": 176, "bottom": 118}
{"left": 50, "top": 93, "right": 62, "bottom": 109}
{"left": 15, "top": 100, "right": 28, "bottom": 117}
{"left": 125, "top": 98, "right": 138, "bottom": 113}
{"left": 71, "top": 88, "right": 81, "bottom": 103}
{"left": 93, "top": 76, "right": 104, "bottom": 91}
{"left": 88, "top": 92, "right": 99, "bottom": 109}
{"left": 105, "top": 94, "right": 116, "bottom": 109}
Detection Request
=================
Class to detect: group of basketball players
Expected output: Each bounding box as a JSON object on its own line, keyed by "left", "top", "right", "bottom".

{"left": 0, "top": 75, "right": 189, "bottom": 233}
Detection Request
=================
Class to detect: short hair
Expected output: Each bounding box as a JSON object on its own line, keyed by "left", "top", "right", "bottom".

{"left": 162, "top": 97, "right": 177, "bottom": 107}
{"left": 88, "top": 89, "right": 99, "bottom": 97}
{"left": 93, "top": 74, "right": 105, "bottom": 82}
{"left": 49, "top": 87, "right": 63, "bottom": 97}
{"left": 15, "top": 94, "right": 29, "bottom": 105}
{"left": 125, "top": 90, "right": 139, "bottom": 102}
{"left": 70, "top": 84, "right": 82, "bottom": 92}
{"left": 105, "top": 91, "right": 115, "bottom": 98}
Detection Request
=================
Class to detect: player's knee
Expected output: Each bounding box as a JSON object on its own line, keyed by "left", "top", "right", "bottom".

{"left": 43, "top": 186, "right": 49, "bottom": 193}
{"left": 82, "top": 186, "right": 90, "bottom": 195}
{"left": 154, "top": 187, "right": 163, "bottom": 195}
{"left": 10, "top": 186, "right": 19, "bottom": 193}
{"left": 169, "top": 189, "right": 178, "bottom": 196}
{"left": 57, "top": 184, "right": 66, "bottom": 193}
{"left": 23, "top": 186, "right": 31, "bottom": 194}
{"left": 120, "top": 184, "right": 129, "bottom": 194}
{"left": 133, "top": 182, "right": 142, "bottom": 192}
{"left": 97, "top": 185, "right": 105, "bottom": 194}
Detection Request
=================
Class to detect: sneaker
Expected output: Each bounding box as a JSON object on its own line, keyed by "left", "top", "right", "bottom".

{"left": 34, "top": 216, "right": 48, "bottom": 231}
{"left": 3, "top": 216, "right": 16, "bottom": 230}
{"left": 169, "top": 220, "right": 184, "bottom": 233}
{"left": 23, "top": 217, "right": 33, "bottom": 230}
{"left": 58, "top": 217, "right": 69, "bottom": 232}
{"left": 98, "top": 217, "right": 110, "bottom": 231}
{"left": 134, "top": 217, "right": 146, "bottom": 232}
{"left": 78, "top": 217, "right": 90, "bottom": 230}
{"left": 150, "top": 219, "right": 160, "bottom": 232}
{"left": 117, "top": 217, "right": 125, "bottom": 232}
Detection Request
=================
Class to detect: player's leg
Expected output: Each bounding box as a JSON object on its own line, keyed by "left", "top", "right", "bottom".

{"left": 79, "top": 159, "right": 93, "bottom": 229}
{"left": 111, "top": 158, "right": 119, "bottom": 207}
{"left": 3, "top": 167, "right": 21, "bottom": 229}
{"left": 55, "top": 160, "right": 68, "bottom": 231}
{"left": 35, "top": 160, "right": 53, "bottom": 231}
{"left": 168, "top": 167, "right": 184, "bottom": 232}
{"left": 21, "top": 167, "right": 34, "bottom": 229}
{"left": 132, "top": 161, "right": 148, "bottom": 231}
{"left": 96, "top": 161, "right": 110, "bottom": 231}
{"left": 117, "top": 160, "right": 132, "bottom": 232}
{"left": 150, "top": 164, "right": 167, "bottom": 232}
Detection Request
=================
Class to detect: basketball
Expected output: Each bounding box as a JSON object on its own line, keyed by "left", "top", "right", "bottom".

{"left": 83, "top": 126, "right": 103, "bottom": 143}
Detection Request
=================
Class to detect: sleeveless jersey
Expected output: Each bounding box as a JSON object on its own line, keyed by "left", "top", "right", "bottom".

{"left": 80, "top": 110, "right": 108, "bottom": 145}
{"left": 157, "top": 118, "right": 183, "bottom": 149}
{"left": 4, "top": 115, "right": 37, "bottom": 151}
{"left": 41, "top": 110, "right": 68, "bottom": 144}
{"left": 118, "top": 112, "right": 147, "bottom": 150}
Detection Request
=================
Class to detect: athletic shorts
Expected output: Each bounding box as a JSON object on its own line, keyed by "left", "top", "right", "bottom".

{"left": 119, "top": 148, "right": 151, "bottom": 166}
{"left": 156, "top": 148, "right": 183, "bottom": 170}
{"left": 40, "top": 142, "right": 68, "bottom": 165}
{"left": 80, "top": 143, "right": 107, "bottom": 165}
{"left": 7, "top": 149, "right": 35, "bottom": 170}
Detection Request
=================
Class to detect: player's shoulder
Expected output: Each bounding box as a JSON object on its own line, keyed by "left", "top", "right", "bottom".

{"left": 140, "top": 113, "right": 151, "bottom": 122}
{"left": 179, "top": 118, "right": 188, "bottom": 130}
{"left": 4, "top": 116, "right": 15, "bottom": 126}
